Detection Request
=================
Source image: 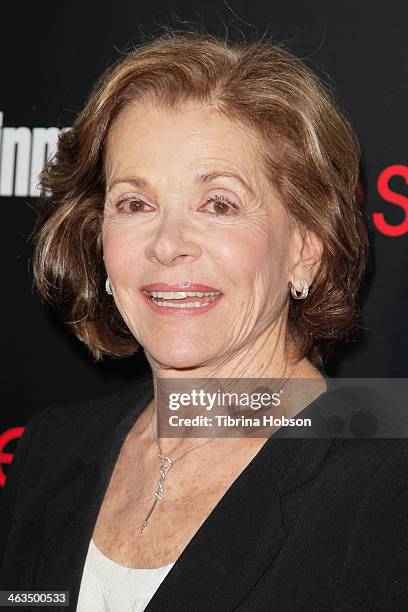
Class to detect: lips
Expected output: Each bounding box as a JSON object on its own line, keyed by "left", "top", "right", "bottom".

{"left": 141, "top": 282, "right": 222, "bottom": 292}
{"left": 139, "top": 282, "right": 224, "bottom": 316}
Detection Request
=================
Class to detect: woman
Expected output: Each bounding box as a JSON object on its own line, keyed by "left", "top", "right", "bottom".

{"left": 1, "top": 31, "right": 407, "bottom": 611}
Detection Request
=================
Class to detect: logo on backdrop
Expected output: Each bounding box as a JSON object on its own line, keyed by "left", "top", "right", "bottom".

{"left": 0, "top": 111, "right": 69, "bottom": 198}
{"left": 374, "top": 164, "right": 408, "bottom": 237}
{"left": 0, "top": 426, "right": 24, "bottom": 487}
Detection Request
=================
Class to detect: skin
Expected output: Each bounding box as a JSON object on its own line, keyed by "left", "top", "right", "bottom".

{"left": 103, "top": 98, "right": 321, "bottom": 378}
{"left": 102, "top": 99, "right": 325, "bottom": 452}
{"left": 94, "top": 99, "right": 327, "bottom": 565}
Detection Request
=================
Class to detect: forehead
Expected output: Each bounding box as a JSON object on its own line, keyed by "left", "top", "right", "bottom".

{"left": 104, "top": 100, "right": 264, "bottom": 183}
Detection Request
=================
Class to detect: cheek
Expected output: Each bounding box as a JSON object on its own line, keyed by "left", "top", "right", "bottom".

{"left": 223, "top": 223, "right": 287, "bottom": 287}
{"left": 102, "top": 224, "right": 143, "bottom": 279}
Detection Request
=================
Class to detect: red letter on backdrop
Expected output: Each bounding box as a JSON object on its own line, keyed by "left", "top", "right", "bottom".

{"left": 374, "top": 165, "right": 408, "bottom": 237}
{"left": 0, "top": 427, "right": 24, "bottom": 487}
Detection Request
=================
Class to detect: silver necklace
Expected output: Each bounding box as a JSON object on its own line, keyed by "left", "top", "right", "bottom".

{"left": 140, "top": 359, "right": 302, "bottom": 533}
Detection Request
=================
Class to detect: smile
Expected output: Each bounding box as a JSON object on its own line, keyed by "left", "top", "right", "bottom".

{"left": 140, "top": 289, "right": 224, "bottom": 316}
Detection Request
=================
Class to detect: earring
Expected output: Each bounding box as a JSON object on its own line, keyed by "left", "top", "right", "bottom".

{"left": 290, "top": 279, "right": 309, "bottom": 300}
{"left": 105, "top": 277, "right": 113, "bottom": 295}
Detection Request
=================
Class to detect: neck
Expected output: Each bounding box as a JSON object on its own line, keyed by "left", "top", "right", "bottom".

{"left": 145, "top": 313, "right": 301, "bottom": 383}
{"left": 137, "top": 319, "right": 326, "bottom": 451}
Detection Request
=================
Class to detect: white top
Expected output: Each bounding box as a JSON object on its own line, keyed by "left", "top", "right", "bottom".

{"left": 76, "top": 539, "right": 175, "bottom": 612}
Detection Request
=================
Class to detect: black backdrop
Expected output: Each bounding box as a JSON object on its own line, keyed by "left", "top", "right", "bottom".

{"left": 1, "top": 1, "right": 407, "bottom": 488}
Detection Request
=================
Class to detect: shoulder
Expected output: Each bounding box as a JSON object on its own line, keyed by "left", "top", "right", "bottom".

{"left": 329, "top": 439, "right": 408, "bottom": 605}
{"left": 317, "top": 378, "right": 408, "bottom": 481}
{"left": 2, "top": 371, "right": 153, "bottom": 497}
{"left": 326, "top": 436, "right": 408, "bottom": 470}
{"left": 25, "top": 371, "right": 153, "bottom": 457}
{"left": 37, "top": 374, "right": 150, "bottom": 430}
{"left": 317, "top": 438, "right": 408, "bottom": 558}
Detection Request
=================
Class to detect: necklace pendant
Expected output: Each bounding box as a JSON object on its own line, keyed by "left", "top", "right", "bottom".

{"left": 140, "top": 454, "right": 173, "bottom": 533}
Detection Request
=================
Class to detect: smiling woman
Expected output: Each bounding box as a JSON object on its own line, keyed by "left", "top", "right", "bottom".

{"left": 30, "top": 30, "right": 368, "bottom": 371}
{"left": 101, "top": 99, "right": 309, "bottom": 369}
{"left": 1, "top": 29, "right": 407, "bottom": 612}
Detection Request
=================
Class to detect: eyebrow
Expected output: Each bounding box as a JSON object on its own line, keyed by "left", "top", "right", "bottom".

{"left": 108, "top": 171, "right": 254, "bottom": 195}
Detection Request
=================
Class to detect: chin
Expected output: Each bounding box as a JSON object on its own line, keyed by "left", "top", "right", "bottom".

{"left": 147, "top": 345, "right": 210, "bottom": 371}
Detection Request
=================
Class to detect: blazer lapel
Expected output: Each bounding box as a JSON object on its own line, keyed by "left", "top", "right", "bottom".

{"left": 146, "top": 388, "right": 337, "bottom": 610}
{"left": 145, "top": 436, "right": 333, "bottom": 611}
{"left": 35, "top": 373, "right": 335, "bottom": 611}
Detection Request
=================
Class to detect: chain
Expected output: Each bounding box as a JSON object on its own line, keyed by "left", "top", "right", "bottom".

{"left": 140, "top": 358, "right": 303, "bottom": 533}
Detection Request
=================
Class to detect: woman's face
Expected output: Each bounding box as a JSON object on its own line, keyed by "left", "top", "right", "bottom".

{"left": 102, "top": 100, "right": 300, "bottom": 371}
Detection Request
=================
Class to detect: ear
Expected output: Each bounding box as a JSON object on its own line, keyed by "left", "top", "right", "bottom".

{"left": 289, "top": 225, "right": 323, "bottom": 291}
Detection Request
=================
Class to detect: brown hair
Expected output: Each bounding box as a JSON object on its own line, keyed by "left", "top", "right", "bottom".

{"left": 32, "top": 29, "right": 369, "bottom": 368}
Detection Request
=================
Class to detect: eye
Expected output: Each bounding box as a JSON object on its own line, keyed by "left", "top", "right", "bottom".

{"left": 202, "top": 194, "right": 240, "bottom": 217}
{"left": 114, "top": 195, "right": 152, "bottom": 214}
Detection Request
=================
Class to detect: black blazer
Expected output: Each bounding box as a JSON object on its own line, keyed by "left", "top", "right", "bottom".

{"left": 1, "top": 372, "right": 408, "bottom": 611}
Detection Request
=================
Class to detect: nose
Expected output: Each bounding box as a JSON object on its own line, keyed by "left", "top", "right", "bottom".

{"left": 145, "top": 210, "right": 202, "bottom": 266}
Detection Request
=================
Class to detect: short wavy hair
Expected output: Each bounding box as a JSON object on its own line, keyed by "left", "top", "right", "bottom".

{"left": 32, "top": 30, "right": 369, "bottom": 368}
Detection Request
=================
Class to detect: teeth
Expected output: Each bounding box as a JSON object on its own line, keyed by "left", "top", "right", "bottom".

{"left": 146, "top": 291, "right": 221, "bottom": 298}
{"left": 153, "top": 301, "right": 211, "bottom": 308}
